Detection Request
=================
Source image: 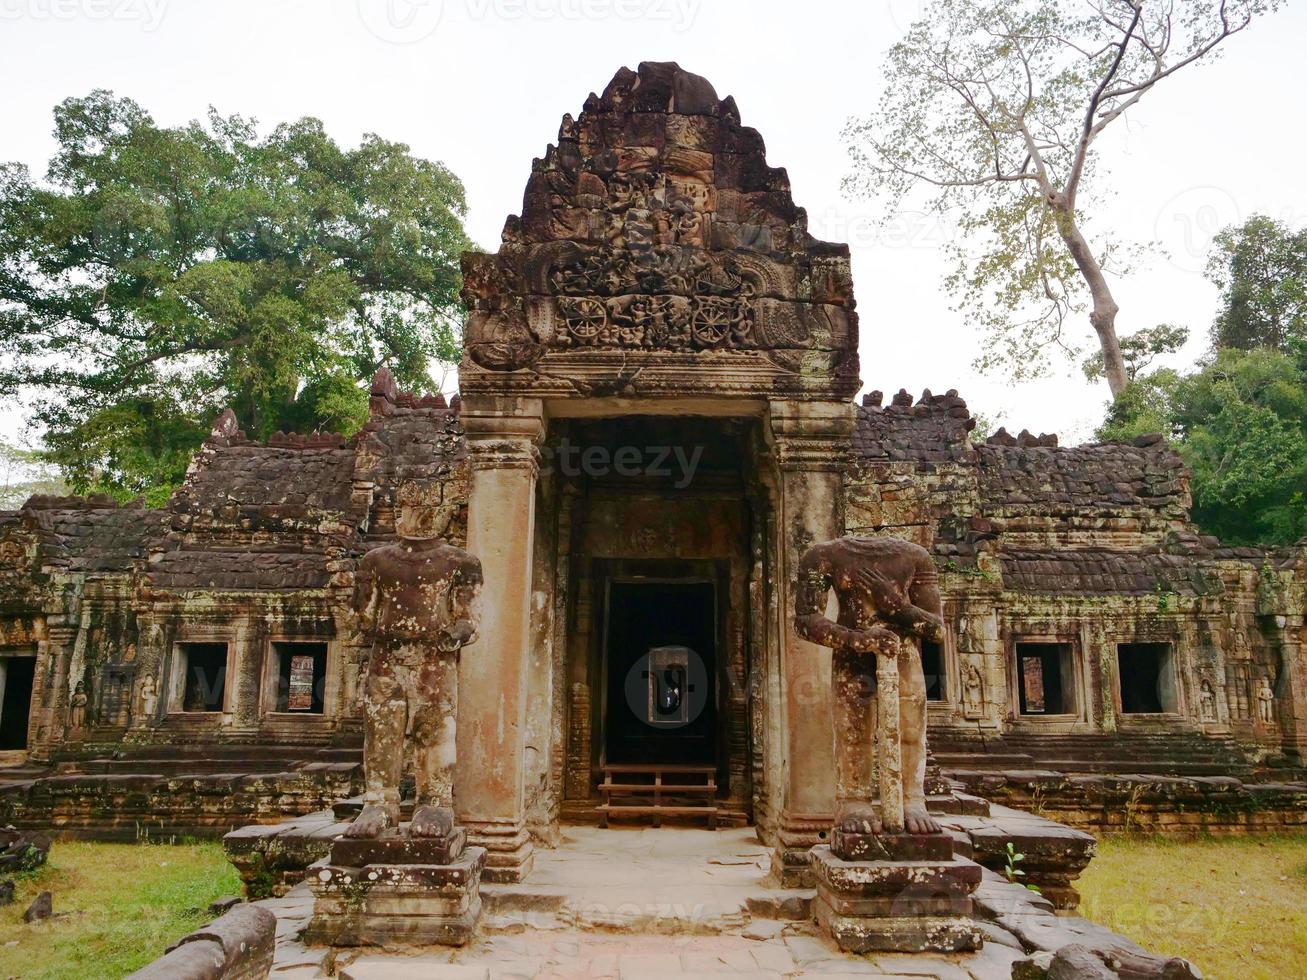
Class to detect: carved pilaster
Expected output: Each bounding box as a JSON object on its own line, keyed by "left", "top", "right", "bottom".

{"left": 765, "top": 399, "right": 857, "bottom": 886}
{"left": 455, "top": 398, "right": 545, "bottom": 883}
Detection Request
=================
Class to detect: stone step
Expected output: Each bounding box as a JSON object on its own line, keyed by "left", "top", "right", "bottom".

{"left": 932, "top": 752, "right": 1034, "bottom": 768}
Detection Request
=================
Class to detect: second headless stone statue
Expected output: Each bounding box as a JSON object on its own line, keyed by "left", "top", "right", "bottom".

{"left": 794, "top": 535, "right": 945, "bottom": 850}
{"left": 796, "top": 536, "right": 982, "bottom": 954}
{"left": 307, "top": 481, "right": 486, "bottom": 948}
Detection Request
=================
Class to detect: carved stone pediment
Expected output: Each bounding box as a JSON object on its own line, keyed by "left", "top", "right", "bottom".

{"left": 0, "top": 525, "right": 39, "bottom": 589}
{"left": 461, "top": 62, "right": 860, "bottom": 401}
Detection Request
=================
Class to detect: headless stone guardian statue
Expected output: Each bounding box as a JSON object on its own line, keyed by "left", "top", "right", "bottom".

{"left": 795, "top": 536, "right": 946, "bottom": 844}
{"left": 346, "top": 481, "right": 483, "bottom": 842}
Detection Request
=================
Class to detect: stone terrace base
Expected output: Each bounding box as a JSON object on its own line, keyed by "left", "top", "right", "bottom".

{"left": 811, "top": 845, "right": 984, "bottom": 954}
{"left": 304, "top": 844, "right": 486, "bottom": 948}
{"left": 250, "top": 825, "right": 1198, "bottom": 979}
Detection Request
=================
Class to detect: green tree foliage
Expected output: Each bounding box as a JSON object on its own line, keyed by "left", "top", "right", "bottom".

{"left": 1101, "top": 342, "right": 1307, "bottom": 546}
{"left": 845, "top": 0, "right": 1279, "bottom": 397}
{"left": 1083, "top": 323, "right": 1189, "bottom": 383}
{"left": 1207, "top": 214, "right": 1307, "bottom": 352}
{"left": 0, "top": 439, "right": 66, "bottom": 509}
{"left": 1101, "top": 214, "right": 1307, "bottom": 545}
{"left": 0, "top": 91, "right": 470, "bottom": 502}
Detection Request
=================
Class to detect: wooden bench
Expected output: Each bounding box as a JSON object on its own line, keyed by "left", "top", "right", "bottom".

{"left": 597, "top": 763, "right": 719, "bottom": 829}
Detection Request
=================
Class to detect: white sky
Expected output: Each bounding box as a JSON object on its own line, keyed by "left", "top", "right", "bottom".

{"left": 1, "top": 0, "right": 1303, "bottom": 447}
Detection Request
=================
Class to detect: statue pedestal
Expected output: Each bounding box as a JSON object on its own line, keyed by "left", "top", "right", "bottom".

{"left": 811, "top": 834, "right": 983, "bottom": 954}
{"left": 305, "top": 827, "right": 484, "bottom": 948}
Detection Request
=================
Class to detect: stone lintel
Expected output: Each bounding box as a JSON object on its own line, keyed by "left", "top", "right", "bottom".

{"left": 767, "top": 398, "right": 857, "bottom": 473}
{"left": 830, "top": 829, "right": 955, "bottom": 863}
{"left": 305, "top": 847, "right": 486, "bottom": 949}
{"left": 811, "top": 845, "right": 984, "bottom": 954}
{"left": 814, "top": 898, "right": 984, "bottom": 954}
{"left": 328, "top": 827, "right": 467, "bottom": 868}
{"left": 810, "top": 846, "right": 983, "bottom": 896}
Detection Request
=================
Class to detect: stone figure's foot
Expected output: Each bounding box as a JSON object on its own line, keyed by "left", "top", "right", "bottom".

{"left": 904, "top": 802, "right": 941, "bottom": 835}
{"left": 410, "top": 804, "right": 455, "bottom": 839}
{"left": 344, "top": 803, "right": 397, "bottom": 839}
{"left": 835, "top": 800, "right": 882, "bottom": 836}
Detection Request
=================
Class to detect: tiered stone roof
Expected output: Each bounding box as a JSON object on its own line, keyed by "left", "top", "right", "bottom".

{"left": 1, "top": 496, "right": 160, "bottom": 575}
{"left": 0, "top": 382, "right": 1296, "bottom": 603}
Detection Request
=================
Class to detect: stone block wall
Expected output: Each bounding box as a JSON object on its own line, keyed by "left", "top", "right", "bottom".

{"left": 845, "top": 388, "right": 1307, "bottom": 766}
{"left": 1, "top": 380, "right": 1304, "bottom": 838}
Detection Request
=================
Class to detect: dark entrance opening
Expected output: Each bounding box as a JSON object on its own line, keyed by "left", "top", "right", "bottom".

{"left": 272, "top": 642, "right": 328, "bottom": 714}
{"left": 1117, "top": 643, "right": 1175, "bottom": 714}
{"left": 0, "top": 657, "right": 35, "bottom": 750}
{"left": 178, "top": 642, "right": 228, "bottom": 713}
{"left": 604, "top": 580, "right": 716, "bottom": 764}
{"left": 922, "top": 640, "right": 944, "bottom": 702}
{"left": 1016, "top": 642, "right": 1075, "bottom": 716}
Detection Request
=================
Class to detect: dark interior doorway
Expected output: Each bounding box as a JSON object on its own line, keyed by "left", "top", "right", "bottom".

{"left": 272, "top": 642, "right": 328, "bottom": 714}
{"left": 604, "top": 580, "right": 716, "bottom": 764}
{"left": 922, "top": 641, "right": 944, "bottom": 702}
{"left": 1016, "top": 642, "right": 1075, "bottom": 715}
{"left": 1117, "top": 643, "right": 1175, "bottom": 713}
{"left": 179, "top": 643, "right": 228, "bottom": 712}
{"left": 0, "top": 657, "right": 36, "bottom": 750}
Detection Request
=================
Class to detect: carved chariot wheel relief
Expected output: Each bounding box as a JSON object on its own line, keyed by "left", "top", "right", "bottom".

{"left": 559, "top": 297, "right": 608, "bottom": 345}
{"left": 691, "top": 297, "right": 734, "bottom": 346}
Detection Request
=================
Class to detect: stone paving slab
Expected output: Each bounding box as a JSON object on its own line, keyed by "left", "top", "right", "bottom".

{"left": 328, "top": 930, "right": 1021, "bottom": 979}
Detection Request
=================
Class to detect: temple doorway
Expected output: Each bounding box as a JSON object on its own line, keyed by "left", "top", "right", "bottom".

{"left": 602, "top": 578, "right": 717, "bottom": 765}
{"left": 549, "top": 413, "right": 764, "bottom": 825}
{"left": 0, "top": 654, "right": 35, "bottom": 751}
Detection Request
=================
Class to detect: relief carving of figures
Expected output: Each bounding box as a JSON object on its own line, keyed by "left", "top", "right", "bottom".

{"left": 135, "top": 674, "right": 158, "bottom": 728}
{"left": 962, "top": 661, "right": 984, "bottom": 718}
{"left": 1256, "top": 676, "right": 1276, "bottom": 725}
{"left": 67, "top": 681, "right": 88, "bottom": 735}
{"left": 1199, "top": 679, "right": 1217, "bottom": 722}
{"left": 556, "top": 292, "right": 754, "bottom": 351}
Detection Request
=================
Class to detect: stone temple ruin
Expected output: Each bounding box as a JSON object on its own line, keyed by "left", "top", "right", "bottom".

{"left": 2, "top": 60, "right": 1305, "bottom": 976}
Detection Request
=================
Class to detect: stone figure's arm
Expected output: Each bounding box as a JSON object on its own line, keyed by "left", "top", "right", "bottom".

{"left": 352, "top": 555, "right": 379, "bottom": 637}
{"left": 795, "top": 545, "right": 896, "bottom": 655}
{"left": 440, "top": 553, "right": 483, "bottom": 652}
{"left": 853, "top": 559, "right": 944, "bottom": 643}
{"left": 905, "top": 558, "right": 946, "bottom": 644}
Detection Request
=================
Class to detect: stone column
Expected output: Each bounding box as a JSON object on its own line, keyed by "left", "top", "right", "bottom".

{"left": 767, "top": 399, "right": 855, "bottom": 887}
{"left": 1274, "top": 615, "right": 1307, "bottom": 759}
{"left": 30, "top": 624, "right": 77, "bottom": 761}
{"left": 456, "top": 396, "right": 544, "bottom": 883}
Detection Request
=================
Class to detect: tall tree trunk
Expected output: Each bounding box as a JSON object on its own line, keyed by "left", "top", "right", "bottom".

{"left": 1055, "top": 207, "right": 1128, "bottom": 397}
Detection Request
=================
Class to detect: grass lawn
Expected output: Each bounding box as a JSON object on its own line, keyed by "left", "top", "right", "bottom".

{"left": 0, "top": 839, "right": 241, "bottom": 980}
{"left": 1077, "top": 833, "right": 1307, "bottom": 980}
